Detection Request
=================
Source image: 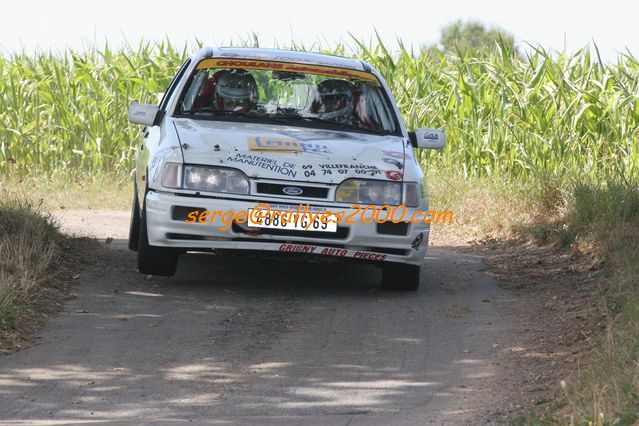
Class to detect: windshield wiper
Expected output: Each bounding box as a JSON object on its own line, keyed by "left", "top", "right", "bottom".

{"left": 277, "top": 114, "right": 389, "bottom": 135}
{"left": 177, "top": 109, "right": 289, "bottom": 124}
{"left": 176, "top": 110, "right": 390, "bottom": 134}
{"left": 178, "top": 109, "right": 252, "bottom": 117}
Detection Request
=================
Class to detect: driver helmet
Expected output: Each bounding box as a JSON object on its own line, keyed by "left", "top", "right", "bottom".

{"left": 312, "top": 79, "right": 353, "bottom": 120}
{"left": 215, "top": 69, "right": 258, "bottom": 112}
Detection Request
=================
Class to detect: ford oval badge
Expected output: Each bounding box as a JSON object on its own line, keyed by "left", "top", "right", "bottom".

{"left": 282, "top": 186, "right": 303, "bottom": 196}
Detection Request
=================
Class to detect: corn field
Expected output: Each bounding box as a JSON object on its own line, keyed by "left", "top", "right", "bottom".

{"left": 1, "top": 38, "right": 638, "bottom": 181}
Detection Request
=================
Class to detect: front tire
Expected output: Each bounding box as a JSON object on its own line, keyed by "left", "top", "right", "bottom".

{"left": 128, "top": 185, "right": 141, "bottom": 251}
{"left": 137, "top": 201, "right": 179, "bottom": 276}
{"left": 381, "top": 263, "right": 421, "bottom": 291}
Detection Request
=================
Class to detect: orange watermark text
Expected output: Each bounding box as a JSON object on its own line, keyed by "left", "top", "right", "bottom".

{"left": 183, "top": 203, "right": 454, "bottom": 231}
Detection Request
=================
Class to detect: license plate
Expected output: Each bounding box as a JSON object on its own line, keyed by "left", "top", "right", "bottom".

{"left": 247, "top": 209, "right": 337, "bottom": 232}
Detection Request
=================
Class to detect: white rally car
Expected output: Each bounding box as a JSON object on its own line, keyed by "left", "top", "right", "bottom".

{"left": 127, "top": 47, "right": 445, "bottom": 290}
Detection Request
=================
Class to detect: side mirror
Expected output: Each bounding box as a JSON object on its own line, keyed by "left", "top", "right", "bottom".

{"left": 128, "top": 101, "right": 160, "bottom": 126}
{"left": 408, "top": 128, "right": 446, "bottom": 149}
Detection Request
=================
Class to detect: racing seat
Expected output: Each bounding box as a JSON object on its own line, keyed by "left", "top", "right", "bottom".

{"left": 192, "top": 71, "right": 226, "bottom": 111}
{"left": 352, "top": 85, "right": 377, "bottom": 130}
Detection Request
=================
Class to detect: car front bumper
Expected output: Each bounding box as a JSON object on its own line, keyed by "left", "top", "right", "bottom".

{"left": 145, "top": 191, "right": 429, "bottom": 265}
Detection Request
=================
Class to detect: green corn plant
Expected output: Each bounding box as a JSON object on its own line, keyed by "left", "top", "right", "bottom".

{"left": 0, "top": 38, "right": 638, "bottom": 184}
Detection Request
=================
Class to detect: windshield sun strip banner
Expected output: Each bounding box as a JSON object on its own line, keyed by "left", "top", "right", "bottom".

{"left": 196, "top": 58, "right": 381, "bottom": 86}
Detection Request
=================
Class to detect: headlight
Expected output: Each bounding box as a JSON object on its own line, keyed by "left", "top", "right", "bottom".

{"left": 335, "top": 179, "right": 402, "bottom": 205}
{"left": 183, "top": 165, "right": 249, "bottom": 194}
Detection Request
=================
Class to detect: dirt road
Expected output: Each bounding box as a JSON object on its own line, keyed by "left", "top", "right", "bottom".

{"left": 0, "top": 210, "right": 522, "bottom": 425}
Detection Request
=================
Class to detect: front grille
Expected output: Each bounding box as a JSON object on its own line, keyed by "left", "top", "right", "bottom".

{"left": 256, "top": 182, "right": 329, "bottom": 199}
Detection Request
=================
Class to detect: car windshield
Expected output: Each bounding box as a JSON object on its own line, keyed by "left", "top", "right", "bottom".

{"left": 175, "top": 59, "right": 398, "bottom": 135}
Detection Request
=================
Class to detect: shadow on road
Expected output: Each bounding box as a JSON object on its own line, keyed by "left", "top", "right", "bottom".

{"left": 0, "top": 239, "right": 509, "bottom": 423}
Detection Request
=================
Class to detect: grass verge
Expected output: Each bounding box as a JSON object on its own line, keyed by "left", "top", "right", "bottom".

{"left": 427, "top": 169, "right": 639, "bottom": 424}
{"left": 0, "top": 193, "right": 60, "bottom": 327}
{"left": 554, "top": 182, "right": 639, "bottom": 424}
{"left": 0, "top": 173, "right": 131, "bottom": 211}
{"left": 426, "top": 168, "right": 567, "bottom": 245}
{"left": 0, "top": 189, "right": 98, "bottom": 353}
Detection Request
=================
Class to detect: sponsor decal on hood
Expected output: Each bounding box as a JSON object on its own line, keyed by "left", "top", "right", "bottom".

{"left": 174, "top": 120, "right": 415, "bottom": 184}
{"left": 247, "top": 136, "right": 332, "bottom": 154}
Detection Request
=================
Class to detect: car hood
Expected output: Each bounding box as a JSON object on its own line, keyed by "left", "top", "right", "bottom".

{"left": 173, "top": 119, "right": 408, "bottom": 184}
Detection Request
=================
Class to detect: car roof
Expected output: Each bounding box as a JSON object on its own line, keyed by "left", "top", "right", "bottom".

{"left": 192, "top": 47, "right": 368, "bottom": 71}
